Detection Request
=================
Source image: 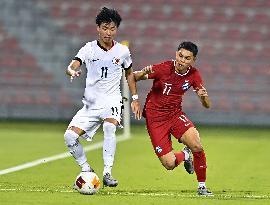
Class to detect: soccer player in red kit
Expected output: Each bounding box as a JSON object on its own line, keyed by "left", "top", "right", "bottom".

{"left": 134, "top": 41, "right": 213, "bottom": 196}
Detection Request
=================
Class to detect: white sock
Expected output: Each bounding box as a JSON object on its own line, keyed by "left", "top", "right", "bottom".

{"left": 64, "top": 130, "right": 91, "bottom": 172}
{"left": 102, "top": 122, "right": 116, "bottom": 176}
{"left": 198, "top": 182, "right": 206, "bottom": 188}
{"left": 81, "top": 162, "right": 92, "bottom": 172}
{"left": 182, "top": 150, "right": 189, "bottom": 161}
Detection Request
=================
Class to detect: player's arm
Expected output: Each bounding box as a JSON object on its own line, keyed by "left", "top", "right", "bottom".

{"left": 134, "top": 65, "right": 154, "bottom": 81}
{"left": 195, "top": 86, "right": 211, "bottom": 109}
{"left": 66, "top": 59, "right": 82, "bottom": 82}
{"left": 125, "top": 68, "right": 142, "bottom": 120}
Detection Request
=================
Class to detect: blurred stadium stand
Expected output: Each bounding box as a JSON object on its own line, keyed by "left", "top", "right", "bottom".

{"left": 0, "top": 0, "right": 269, "bottom": 125}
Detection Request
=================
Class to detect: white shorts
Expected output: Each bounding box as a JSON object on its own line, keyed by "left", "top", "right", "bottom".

{"left": 68, "top": 99, "right": 123, "bottom": 141}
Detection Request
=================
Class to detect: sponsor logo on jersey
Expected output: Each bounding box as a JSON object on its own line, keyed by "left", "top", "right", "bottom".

{"left": 182, "top": 80, "right": 190, "bottom": 91}
{"left": 112, "top": 57, "right": 121, "bottom": 65}
{"left": 155, "top": 146, "right": 163, "bottom": 153}
{"left": 91, "top": 58, "right": 99, "bottom": 62}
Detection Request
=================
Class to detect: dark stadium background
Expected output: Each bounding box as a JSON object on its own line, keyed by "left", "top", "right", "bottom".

{"left": 0, "top": 0, "right": 269, "bottom": 126}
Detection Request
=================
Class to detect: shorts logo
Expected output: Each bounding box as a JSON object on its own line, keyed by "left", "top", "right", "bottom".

{"left": 155, "top": 146, "right": 163, "bottom": 153}
{"left": 182, "top": 80, "right": 190, "bottom": 91}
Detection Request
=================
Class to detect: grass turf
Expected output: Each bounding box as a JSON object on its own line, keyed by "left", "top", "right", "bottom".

{"left": 0, "top": 121, "right": 269, "bottom": 205}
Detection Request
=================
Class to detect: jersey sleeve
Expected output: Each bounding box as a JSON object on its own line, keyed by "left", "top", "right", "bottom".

{"left": 192, "top": 69, "right": 204, "bottom": 90}
{"left": 75, "top": 43, "right": 91, "bottom": 65}
{"left": 122, "top": 47, "right": 132, "bottom": 70}
{"left": 147, "top": 63, "right": 162, "bottom": 79}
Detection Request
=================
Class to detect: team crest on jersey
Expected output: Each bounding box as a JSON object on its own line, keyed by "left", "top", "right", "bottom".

{"left": 155, "top": 146, "right": 162, "bottom": 153}
{"left": 182, "top": 80, "right": 190, "bottom": 91}
{"left": 112, "top": 57, "right": 121, "bottom": 65}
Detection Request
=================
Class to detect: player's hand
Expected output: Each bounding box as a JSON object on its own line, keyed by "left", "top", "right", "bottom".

{"left": 142, "top": 65, "right": 154, "bottom": 75}
{"left": 195, "top": 85, "right": 208, "bottom": 97}
{"left": 67, "top": 68, "right": 82, "bottom": 82}
{"left": 131, "top": 100, "right": 142, "bottom": 120}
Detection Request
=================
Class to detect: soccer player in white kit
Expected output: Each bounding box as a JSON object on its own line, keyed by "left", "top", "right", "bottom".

{"left": 64, "top": 7, "right": 142, "bottom": 187}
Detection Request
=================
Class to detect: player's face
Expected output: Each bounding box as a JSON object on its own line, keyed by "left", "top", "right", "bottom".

{"left": 175, "top": 48, "right": 195, "bottom": 73}
{"left": 97, "top": 22, "right": 117, "bottom": 45}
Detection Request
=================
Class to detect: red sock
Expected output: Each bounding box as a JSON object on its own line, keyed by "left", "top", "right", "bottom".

{"left": 174, "top": 151, "right": 185, "bottom": 167}
{"left": 193, "top": 150, "right": 207, "bottom": 182}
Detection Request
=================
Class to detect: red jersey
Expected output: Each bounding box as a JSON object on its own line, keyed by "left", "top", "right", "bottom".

{"left": 143, "top": 60, "right": 203, "bottom": 120}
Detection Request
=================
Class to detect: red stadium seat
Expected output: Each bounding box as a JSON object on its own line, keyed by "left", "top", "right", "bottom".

{"left": 185, "top": 25, "right": 204, "bottom": 39}
{"left": 58, "top": 89, "right": 73, "bottom": 107}
{"left": 241, "top": 0, "right": 264, "bottom": 7}
{"left": 63, "top": 22, "right": 82, "bottom": 35}
{"left": 1, "top": 37, "right": 19, "bottom": 51}
{"left": 121, "top": 23, "right": 143, "bottom": 38}
{"left": 18, "top": 55, "right": 39, "bottom": 69}
{"left": 200, "top": 44, "right": 221, "bottom": 58}
{"left": 0, "top": 56, "right": 19, "bottom": 68}
{"left": 163, "top": 25, "right": 183, "bottom": 39}
{"left": 225, "top": 0, "right": 242, "bottom": 6}
{"left": 217, "top": 63, "right": 233, "bottom": 77}
{"left": 257, "top": 97, "right": 270, "bottom": 113}
{"left": 238, "top": 96, "right": 255, "bottom": 112}
{"left": 182, "top": 98, "right": 200, "bottom": 111}
{"left": 143, "top": 24, "right": 163, "bottom": 38}
{"left": 243, "top": 47, "right": 260, "bottom": 61}
{"left": 151, "top": 7, "right": 170, "bottom": 21}
{"left": 231, "top": 11, "right": 251, "bottom": 23}
{"left": 253, "top": 13, "right": 270, "bottom": 24}
{"left": 35, "top": 90, "right": 52, "bottom": 105}
{"left": 261, "top": 47, "right": 270, "bottom": 58}
{"left": 65, "top": 5, "right": 83, "bottom": 19}
{"left": 199, "top": 62, "right": 214, "bottom": 76}
{"left": 236, "top": 63, "right": 253, "bottom": 77}
{"left": 255, "top": 64, "right": 270, "bottom": 76}
{"left": 13, "top": 92, "right": 34, "bottom": 105}
{"left": 127, "top": 7, "right": 148, "bottom": 20}
{"left": 212, "top": 10, "right": 231, "bottom": 23}
{"left": 191, "top": 8, "right": 212, "bottom": 22}
{"left": 203, "top": 0, "right": 224, "bottom": 6}
{"left": 221, "top": 44, "right": 243, "bottom": 60}
{"left": 215, "top": 95, "right": 231, "bottom": 112}
{"left": 170, "top": 8, "right": 188, "bottom": 21}
{"left": 50, "top": 5, "right": 62, "bottom": 18}
{"left": 201, "top": 26, "right": 224, "bottom": 40}
{"left": 246, "top": 30, "right": 265, "bottom": 41}
{"left": 224, "top": 28, "right": 243, "bottom": 40}
{"left": 262, "top": 0, "right": 270, "bottom": 7}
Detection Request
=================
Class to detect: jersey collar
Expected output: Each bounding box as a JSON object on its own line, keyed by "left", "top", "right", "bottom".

{"left": 97, "top": 40, "right": 115, "bottom": 51}
{"left": 173, "top": 60, "right": 191, "bottom": 76}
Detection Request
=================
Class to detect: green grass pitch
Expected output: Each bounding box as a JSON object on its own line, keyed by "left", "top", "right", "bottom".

{"left": 0, "top": 121, "right": 269, "bottom": 205}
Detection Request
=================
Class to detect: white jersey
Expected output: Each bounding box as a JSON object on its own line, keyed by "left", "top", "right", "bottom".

{"left": 75, "top": 40, "right": 132, "bottom": 107}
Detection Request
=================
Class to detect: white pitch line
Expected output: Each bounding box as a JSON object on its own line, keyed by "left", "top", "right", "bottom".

{"left": 0, "top": 134, "right": 129, "bottom": 176}
{"left": 0, "top": 188, "right": 269, "bottom": 199}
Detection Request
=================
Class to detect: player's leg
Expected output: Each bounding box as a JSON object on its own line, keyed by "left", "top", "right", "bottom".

{"left": 181, "top": 127, "right": 205, "bottom": 178}
{"left": 64, "top": 126, "right": 93, "bottom": 172}
{"left": 102, "top": 118, "right": 118, "bottom": 187}
{"left": 159, "top": 151, "right": 186, "bottom": 170}
{"left": 170, "top": 113, "right": 195, "bottom": 174}
{"left": 181, "top": 127, "right": 213, "bottom": 196}
{"left": 101, "top": 100, "right": 123, "bottom": 187}
{"left": 64, "top": 105, "right": 99, "bottom": 173}
{"left": 145, "top": 117, "right": 189, "bottom": 170}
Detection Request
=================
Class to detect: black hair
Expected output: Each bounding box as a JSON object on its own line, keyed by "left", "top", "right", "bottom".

{"left": 96, "top": 7, "right": 122, "bottom": 27}
{"left": 177, "top": 41, "right": 198, "bottom": 57}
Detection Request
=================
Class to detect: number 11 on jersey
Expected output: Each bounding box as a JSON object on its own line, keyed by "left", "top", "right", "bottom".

{"left": 101, "top": 67, "right": 108, "bottom": 78}
{"left": 163, "top": 83, "right": 172, "bottom": 95}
